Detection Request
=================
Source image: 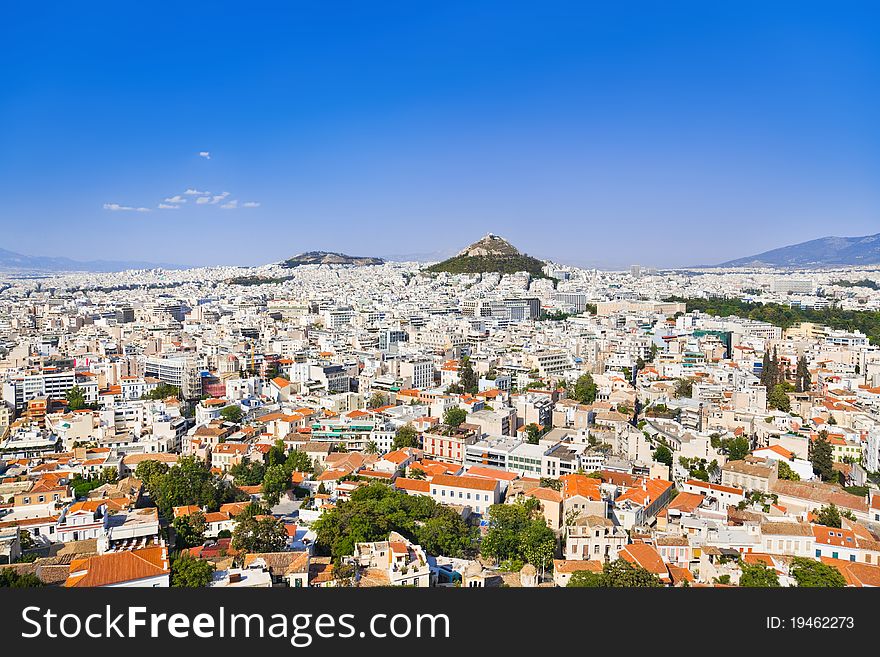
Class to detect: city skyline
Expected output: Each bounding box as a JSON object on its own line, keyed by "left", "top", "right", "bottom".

{"left": 2, "top": 1, "right": 879, "bottom": 268}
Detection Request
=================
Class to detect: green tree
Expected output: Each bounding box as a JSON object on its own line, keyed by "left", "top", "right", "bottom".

{"left": 230, "top": 460, "right": 266, "bottom": 486}
{"left": 171, "top": 553, "right": 215, "bottom": 587}
{"left": 134, "top": 459, "right": 170, "bottom": 490}
{"left": 790, "top": 558, "right": 846, "bottom": 587}
{"left": 795, "top": 355, "right": 811, "bottom": 392}
{"left": 220, "top": 405, "right": 243, "bottom": 424}
{"left": 600, "top": 559, "right": 663, "bottom": 587}
{"left": 571, "top": 374, "right": 598, "bottom": 404}
{"left": 768, "top": 384, "right": 791, "bottom": 412}
{"left": 724, "top": 436, "right": 751, "bottom": 461}
{"left": 810, "top": 431, "right": 836, "bottom": 482}
{"left": 261, "top": 464, "right": 291, "bottom": 507}
{"left": 777, "top": 461, "right": 800, "bottom": 481}
{"left": 481, "top": 499, "right": 554, "bottom": 568}
{"left": 0, "top": 569, "right": 43, "bottom": 588}
{"left": 143, "top": 456, "right": 227, "bottom": 519}
{"left": 443, "top": 407, "right": 468, "bottom": 428}
{"left": 65, "top": 385, "right": 87, "bottom": 411}
{"left": 392, "top": 424, "right": 421, "bottom": 450}
{"left": 232, "top": 515, "right": 288, "bottom": 553}
{"left": 285, "top": 448, "right": 313, "bottom": 473}
{"left": 654, "top": 444, "right": 673, "bottom": 467}
{"left": 143, "top": 383, "right": 181, "bottom": 400}
{"left": 459, "top": 356, "right": 478, "bottom": 395}
{"left": 266, "top": 439, "right": 288, "bottom": 468}
{"left": 674, "top": 378, "right": 693, "bottom": 399}
{"left": 566, "top": 569, "right": 603, "bottom": 587}
{"left": 814, "top": 503, "right": 843, "bottom": 529}
{"left": 739, "top": 561, "right": 780, "bottom": 587}
{"left": 364, "top": 441, "right": 379, "bottom": 455}
{"left": 525, "top": 423, "right": 542, "bottom": 445}
{"left": 172, "top": 511, "right": 207, "bottom": 549}
{"left": 368, "top": 392, "right": 389, "bottom": 409}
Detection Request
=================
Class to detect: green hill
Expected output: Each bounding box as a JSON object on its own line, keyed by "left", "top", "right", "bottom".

{"left": 424, "top": 234, "right": 547, "bottom": 277}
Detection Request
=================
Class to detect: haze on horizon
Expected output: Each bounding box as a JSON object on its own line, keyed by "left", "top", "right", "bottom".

{"left": 1, "top": 1, "right": 879, "bottom": 269}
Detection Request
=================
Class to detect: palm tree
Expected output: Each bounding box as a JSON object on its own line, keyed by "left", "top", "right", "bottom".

{"left": 364, "top": 441, "right": 379, "bottom": 455}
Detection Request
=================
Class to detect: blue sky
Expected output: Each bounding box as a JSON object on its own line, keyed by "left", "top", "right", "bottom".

{"left": 1, "top": 1, "right": 878, "bottom": 268}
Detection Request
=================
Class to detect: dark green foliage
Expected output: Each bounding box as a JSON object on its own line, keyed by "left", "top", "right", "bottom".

{"left": 674, "top": 378, "right": 693, "bottom": 398}
{"left": 425, "top": 253, "right": 547, "bottom": 278}
{"left": 137, "top": 456, "right": 229, "bottom": 519}
{"left": 739, "top": 561, "right": 780, "bottom": 587}
{"left": 458, "top": 356, "right": 478, "bottom": 395}
{"left": 570, "top": 374, "right": 597, "bottom": 404}
{"left": 0, "top": 569, "right": 43, "bottom": 588}
{"left": 172, "top": 511, "right": 207, "bottom": 549}
{"left": 568, "top": 560, "right": 662, "bottom": 587}
{"left": 654, "top": 444, "right": 673, "bottom": 467}
{"left": 809, "top": 431, "right": 836, "bottom": 482}
{"left": 230, "top": 460, "right": 266, "bottom": 486}
{"left": 393, "top": 424, "right": 421, "bottom": 449}
{"left": 481, "top": 499, "right": 555, "bottom": 569}
{"left": 219, "top": 405, "right": 243, "bottom": 423}
{"left": 311, "top": 483, "right": 475, "bottom": 560}
{"left": 443, "top": 407, "right": 468, "bottom": 428}
{"left": 143, "top": 383, "right": 181, "bottom": 400}
{"left": 790, "top": 558, "right": 846, "bottom": 587}
{"left": 171, "top": 553, "right": 215, "bottom": 587}
{"left": 768, "top": 384, "right": 791, "bottom": 412}
{"left": 232, "top": 514, "right": 288, "bottom": 553}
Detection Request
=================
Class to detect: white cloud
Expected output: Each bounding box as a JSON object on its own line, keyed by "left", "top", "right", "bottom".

{"left": 195, "top": 196, "right": 211, "bottom": 204}
{"left": 209, "top": 191, "right": 230, "bottom": 204}
{"left": 220, "top": 199, "right": 239, "bottom": 209}
{"left": 158, "top": 203, "right": 180, "bottom": 210}
{"left": 104, "top": 203, "right": 150, "bottom": 212}
{"left": 242, "top": 201, "right": 261, "bottom": 208}
{"left": 164, "top": 195, "right": 187, "bottom": 204}
{"left": 184, "top": 188, "right": 211, "bottom": 196}
{"left": 199, "top": 151, "right": 211, "bottom": 160}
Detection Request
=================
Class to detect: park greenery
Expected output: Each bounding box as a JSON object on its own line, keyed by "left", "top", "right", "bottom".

{"left": 667, "top": 296, "right": 880, "bottom": 346}
{"left": 311, "top": 483, "right": 476, "bottom": 562}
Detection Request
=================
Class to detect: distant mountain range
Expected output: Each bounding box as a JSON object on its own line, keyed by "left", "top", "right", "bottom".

{"left": 424, "top": 233, "right": 548, "bottom": 277}
{"left": 281, "top": 251, "right": 385, "bottom": 268}
{"left": 716, "top": 233, "right": 880, "bottom": 268}
{"left": 0, "top": 248, "right": 181, "bottom": 273}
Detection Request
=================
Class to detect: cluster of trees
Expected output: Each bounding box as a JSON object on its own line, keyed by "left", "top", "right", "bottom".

{"left": 667, "top": 296, "right": 880, "bottom": 347}
{"left": 481, "top": 498, "right": 556, "bottom": 570}
{"left": 0, "top": 569, "right": 43, "bottom": 588}
{"left": 813, "top": 503, "right": 855, "bottom": 529}
{"left": 312, "top": 483, "right": 476, "bottom": 561}
{"left": 678, "top": 456, "right": 719, "bottom": 481}
{"left": 142, "top": 383, "right": 181, "bottom": 400}
{"left": 739, "top": 561, "right": 780, "bottom": 587}
{"left": 424, "top": 253, "right": 549, "bottom": 278}
{"left": 70, "top": 467, "right": 118, "bottom": 497}
{"left": 709, "top": 434, "right": 750, "bottom": 461}
{"left": 569, "top": 374, "right": 597, "bottom": 405}
{"left": 832, "top": 278, "right": 880, "bottom": 290}
{"left": 567, "top": 560, "right": 662, "bottom": 587}
{"left": 790, "top": 558, "right": 847, "bottom": 587}
{"left": 231, "top": 503, "right": 289, "bottom": 553}
{"left": 135, "top": 456, "right": 243, "bottom": 519}
{"left": 445, "top": 356, "right": 479, "bottom": 396}
{"left": 257, "top": 441, "right": 313, "bottom": 506}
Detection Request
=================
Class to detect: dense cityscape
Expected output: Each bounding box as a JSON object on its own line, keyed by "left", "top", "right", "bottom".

{"left": 1, "top": 233, "right": 879, "bottom": 589}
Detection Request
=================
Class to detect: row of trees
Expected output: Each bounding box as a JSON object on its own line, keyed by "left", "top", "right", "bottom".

{"left": 135, "top": 456, "right": 245, "bottom": 520}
